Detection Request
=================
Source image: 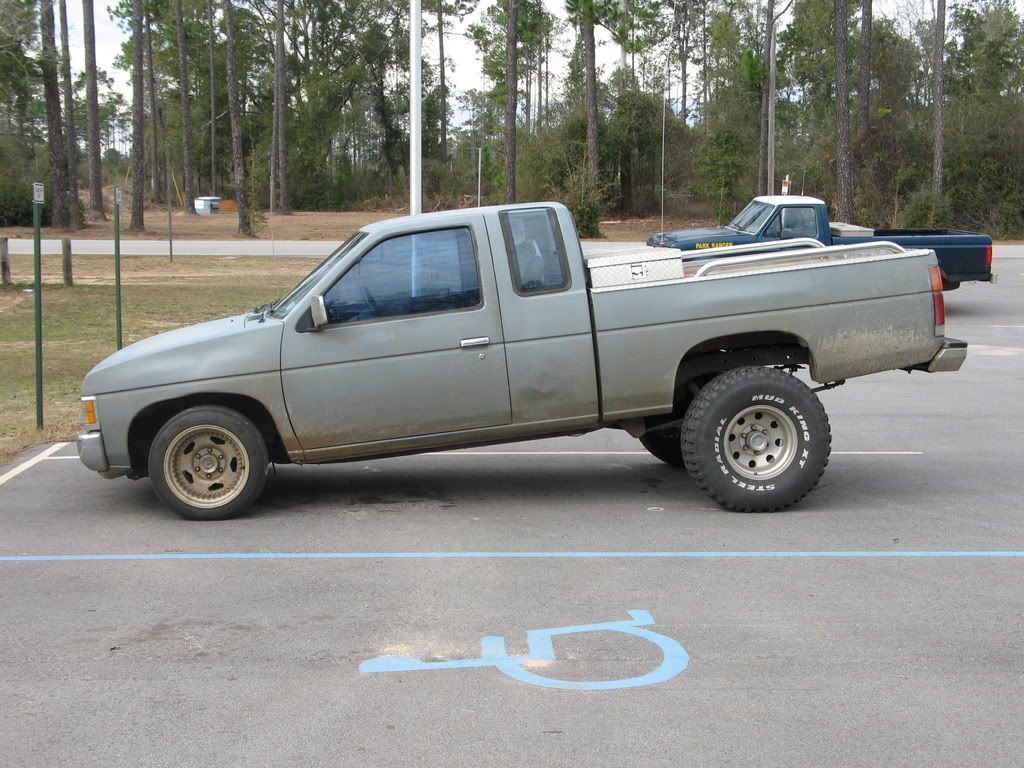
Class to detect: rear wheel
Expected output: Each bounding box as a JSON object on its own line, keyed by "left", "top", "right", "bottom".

{"left": 148, "top": 406, "right": 268, "bottom": 520}
{"left": 639, "top": 428, "right": 685, "bottom": 468}
{"left": 681, "top": 367, "right": 830, "bottom": 512}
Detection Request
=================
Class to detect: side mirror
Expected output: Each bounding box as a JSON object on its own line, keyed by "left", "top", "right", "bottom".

{"left": 310, "top": 295, "right": 329, "bottom": 329}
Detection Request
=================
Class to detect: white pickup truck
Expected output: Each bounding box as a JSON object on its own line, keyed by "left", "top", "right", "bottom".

{"left": 77, "top": 203, "right": 966, "bottom": 519}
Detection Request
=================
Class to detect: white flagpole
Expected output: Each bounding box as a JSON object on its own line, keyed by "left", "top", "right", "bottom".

{"left": 410, "top": 0, "right": 422, "bottom": 215}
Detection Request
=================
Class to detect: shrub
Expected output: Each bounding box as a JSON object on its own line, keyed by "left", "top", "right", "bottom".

{"left": 902, "top": 188, "right": 951, "bottom": 229}
{"left": 0, "top": 181, "right": 52, "bottom": 227}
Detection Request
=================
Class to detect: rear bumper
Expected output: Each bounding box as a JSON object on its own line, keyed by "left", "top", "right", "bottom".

{"left": 944, "top": 271, "right": 996, "bottom": 284}
{"left": 925, "top": 339, "right": 968, "bottom": 372}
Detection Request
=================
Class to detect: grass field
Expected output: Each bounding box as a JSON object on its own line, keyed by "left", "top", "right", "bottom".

{"left": 0, "top": 253, "right": 318, "bottom": 465}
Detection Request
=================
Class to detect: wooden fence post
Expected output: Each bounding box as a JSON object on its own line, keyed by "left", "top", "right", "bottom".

{"left": 1, "top": 237, "right": 10, "bottom": 286}
{"left": 61, "top": 236, "right": 73, "bottom": 287}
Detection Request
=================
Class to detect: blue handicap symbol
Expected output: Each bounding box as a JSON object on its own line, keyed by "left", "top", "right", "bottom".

{"left": 359, "top": 610, "right": 688, "bottom": 691}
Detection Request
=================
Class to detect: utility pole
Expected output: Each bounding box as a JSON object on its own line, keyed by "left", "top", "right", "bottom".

{"left": 409, "top": 0, "right": 422, "bottom": 214}
{"left": 208, "top": 0, "right": 216, "bottom": 196}
{"left": 767, "top": 19, "right": 777, "bottom": 195}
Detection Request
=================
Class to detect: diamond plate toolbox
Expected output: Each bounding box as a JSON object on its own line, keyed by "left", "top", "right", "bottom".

{"left": 587, "top": 248, "right": 686, "bottom": 289}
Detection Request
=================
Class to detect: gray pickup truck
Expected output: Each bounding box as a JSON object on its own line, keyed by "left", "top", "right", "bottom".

{"left": 77, "top": 203, "right": 966, "bottom": 520}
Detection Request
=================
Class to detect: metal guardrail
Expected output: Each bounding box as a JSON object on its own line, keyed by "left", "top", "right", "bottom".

{"left": 691, "top": 240, "right": 908, "bottom": 279}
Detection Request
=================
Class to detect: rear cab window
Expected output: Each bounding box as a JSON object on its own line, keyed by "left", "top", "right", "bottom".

{"left": 499, "top": 208, "right": 571, "bottom": 295}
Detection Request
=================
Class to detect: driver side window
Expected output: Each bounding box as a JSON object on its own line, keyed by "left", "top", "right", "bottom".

{"left": 763, "top": 213, "right": 782, "bottom": 239}
{"left": 322, "top": 228, "right": 481, "bottom": 325}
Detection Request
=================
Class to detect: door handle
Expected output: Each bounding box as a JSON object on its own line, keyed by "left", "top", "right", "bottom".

{"left": 460, "top": 337, "right": 490, "bottom": 348}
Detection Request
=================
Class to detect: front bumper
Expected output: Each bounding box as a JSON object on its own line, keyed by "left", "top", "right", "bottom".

{"left": 77, "top": 431, "right": 108, "bottom": 471}
{"left": 77, "top": 430, "right": 129, "bottom": 478}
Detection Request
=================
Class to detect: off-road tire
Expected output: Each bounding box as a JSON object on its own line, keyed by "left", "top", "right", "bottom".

{"left": 148, "top": 405, "right": 268, "bottom": 521}
{"left": 681, "top": 367, "right": 830, "bottom": 512}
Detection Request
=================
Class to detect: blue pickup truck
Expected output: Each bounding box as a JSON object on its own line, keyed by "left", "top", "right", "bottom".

{"left": 648, "top": 195, "right": 995, "bottom": 289}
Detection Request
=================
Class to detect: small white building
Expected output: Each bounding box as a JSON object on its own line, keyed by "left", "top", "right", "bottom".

{"left": 194, "top": 196, "right": 221, "bottom": 216}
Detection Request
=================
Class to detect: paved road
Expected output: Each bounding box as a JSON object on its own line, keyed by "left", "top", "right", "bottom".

{"left": 7, "top": 236, "right": 1024, "bottom": 260}
{"left": 1, "top": 269, "right": 1022, "bottom": 766}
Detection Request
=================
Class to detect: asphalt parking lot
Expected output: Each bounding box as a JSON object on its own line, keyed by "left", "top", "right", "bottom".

{"left": 2, "top": 258, "right": 1022, "bottom": 767}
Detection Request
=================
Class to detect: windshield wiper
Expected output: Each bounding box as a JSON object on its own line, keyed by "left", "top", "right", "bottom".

{"left": 250, "top": 301, "right": 278, "bottom": 321}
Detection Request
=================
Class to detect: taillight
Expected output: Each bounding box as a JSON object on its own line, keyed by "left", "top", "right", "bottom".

{"left": 929, "top": 265, "right": 945, "bottom": 332}
{"left": 985, "top": 244, "right": 992, "bottom": 266}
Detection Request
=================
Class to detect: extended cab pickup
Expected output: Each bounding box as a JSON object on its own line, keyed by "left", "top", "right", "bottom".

{"left": 648, "top": 195, "right": 996, "bottom": 289}
{"left": 77, "top": 203, "right": 967, "bottom": 520}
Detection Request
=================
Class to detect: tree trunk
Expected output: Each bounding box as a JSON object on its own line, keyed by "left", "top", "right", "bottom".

{"left": 857, "top": 0, "right": 871, "bottom": 143}
{"left": 82, "top": 0, "right": 105, "bottom": 218}
{"left": 40, "top": 0, "right": 69, "bottom": 228}
{"left": 932, "top": 0, "right": 945, "bottom": 201}
{"left": 536, "top": 37, "right": 544, "bottom": 128}
{"left": 678, "top": 3, "right": 689, "bottom": 122}
{"left": 223, "top": 0, "right": 250, "bottom": 235}
{"left": 701, "top": 2, "right": 708, "bottom": 117}
{"left": 582, "top": 5, "right": 599, "bottom": 190}
{"left": 833, "top": 0, "right": 854, "bottom": 222}
{"left": 618, "top": 0, "right": 628, "bottom": 92}
{"left": 269, "top": 103, "right": 278, "bottom": 212}
{"left": 524, "top": 52, "right": 531, "bottom": 132}
{"left": 274, "top": 0, "right": 289, "bottom": 212}
{"left": 174, "top": 0, "right": 197, "bottom": 213}
{"left": 145, "top": 11, "right": 162, "bottom": 205}
{"left": 437, "top": 0, "right": 448, "bottom": 162}
{"left": 130, "top": 0, "right": 146, "bottom": 229}
{"left": 58, "top": 0, "right": 81, "bottom": 228}
{"left": 503, "top": 0, "right": 519, "bottom": 204}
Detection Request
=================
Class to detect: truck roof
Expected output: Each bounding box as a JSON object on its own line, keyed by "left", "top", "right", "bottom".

{"left": 358, "top": 202, "right": 567, "bottom": 238}
{"left": 753, "top": 195, "right": 825, "bottom": 206}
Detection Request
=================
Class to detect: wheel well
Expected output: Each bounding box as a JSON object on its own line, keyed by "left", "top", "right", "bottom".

{"left": 127, "top": 393, "right": 290, "bottom": 477}
{"left": 651, "top": 333, "right": 811, "bottom": 429}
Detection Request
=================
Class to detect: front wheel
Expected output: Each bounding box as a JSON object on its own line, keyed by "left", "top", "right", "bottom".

{"left": 148, "top": 405, "right": 268, "bottom": 520}
{"left": 681, "top": 367, "right": 831, "bottom": 512}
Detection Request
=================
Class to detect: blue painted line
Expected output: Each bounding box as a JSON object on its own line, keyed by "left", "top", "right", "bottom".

{"left": 1, "top": 550, "right": 1023, "bottom": 563}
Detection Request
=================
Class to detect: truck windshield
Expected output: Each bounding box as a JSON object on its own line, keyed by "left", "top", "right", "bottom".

{"left": 269, "top": 232, "right": 367, "bottom": 319}
{"left": 726, "top": 201, "right": 774, "bottom": 234}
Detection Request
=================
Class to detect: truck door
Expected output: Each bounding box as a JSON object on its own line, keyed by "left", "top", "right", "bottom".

{"left": 280, "top": 223, "right": 512, "bottom": 452}
{"left": 761, "top": 206, "right": 819, "bottom": 240}
{"left": 486, "top": 206, "right": 600, "bottom": 427}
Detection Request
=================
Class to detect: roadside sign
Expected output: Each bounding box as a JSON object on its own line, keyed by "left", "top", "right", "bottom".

{"left": 32, "top": 183, "right": 44, "bottom": 204}
{"left": 114, "top": 187, "right": 122, "bottom": 204}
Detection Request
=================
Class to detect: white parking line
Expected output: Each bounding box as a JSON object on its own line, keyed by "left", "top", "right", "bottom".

{"left": 42, "top": 455, "right": 80, "bottom": 460}
{"left": 0, "top": 442, "right": 70, "bottom": 487}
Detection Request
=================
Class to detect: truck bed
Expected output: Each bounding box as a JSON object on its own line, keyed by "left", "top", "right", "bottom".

{"left": 584, "top": 241, "right": 945, "bottom": 420}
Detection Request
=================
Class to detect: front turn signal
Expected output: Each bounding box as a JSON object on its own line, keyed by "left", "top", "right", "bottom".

{"left": 82, "top": 397, "right": 97, "bottom": 426}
